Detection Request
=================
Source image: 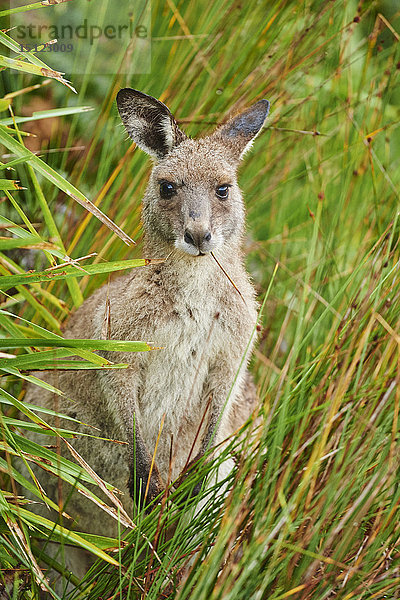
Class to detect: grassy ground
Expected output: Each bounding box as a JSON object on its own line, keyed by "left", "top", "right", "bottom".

{"left": 1, "top": 0, "right": 400, "bottom": 597}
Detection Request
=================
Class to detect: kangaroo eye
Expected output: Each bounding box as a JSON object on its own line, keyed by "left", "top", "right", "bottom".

{"left": 216, "top": 185, "right": 230, "bottom": 199}
{"left": 159, "top": 181, "right": 176, "bottom": 199}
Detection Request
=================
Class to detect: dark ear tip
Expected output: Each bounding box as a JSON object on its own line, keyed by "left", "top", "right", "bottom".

{"left": 116, "top": 88, "right": 141, "bottom": 107}
{"left": 256, "top": 99, "right": 270, "bottom": 117}
{"left": 116, "top": 88, "right": 173, "bottom": 119}
{"left": 117, "top": 88, "right": 160, "bottom": 108}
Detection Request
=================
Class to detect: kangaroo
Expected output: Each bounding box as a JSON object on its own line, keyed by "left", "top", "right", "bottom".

{"left": 24, "top": 90, "right": 270, "bottom": 546}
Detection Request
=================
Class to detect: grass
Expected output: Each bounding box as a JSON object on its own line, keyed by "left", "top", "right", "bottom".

{"left": 1, "top": 0, "right": 400, "bottom": 597}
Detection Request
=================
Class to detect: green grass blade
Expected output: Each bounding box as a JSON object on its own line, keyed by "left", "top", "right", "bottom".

{"left": 0, "top": 338, "right": 153, "bottom": 352}
{"left": 0, "top": 258, "right": 149, "bottom": 290}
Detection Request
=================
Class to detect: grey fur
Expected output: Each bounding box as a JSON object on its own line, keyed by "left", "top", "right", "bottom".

{"left": 24, "top": 91, "right": 269, "bottom": 542}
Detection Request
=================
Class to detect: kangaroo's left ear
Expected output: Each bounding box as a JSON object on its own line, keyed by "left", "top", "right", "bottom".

{"left": 212, "top": 99, "right": 270, "bottom": 160}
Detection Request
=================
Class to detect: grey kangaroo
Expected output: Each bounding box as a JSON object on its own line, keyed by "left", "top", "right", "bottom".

{"left": 25, "top": 90, "right": 270, "bottom": 544}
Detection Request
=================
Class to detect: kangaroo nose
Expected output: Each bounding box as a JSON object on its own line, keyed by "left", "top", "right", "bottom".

{"left": 184, "top": 229, "right": 212, "bottom": 251}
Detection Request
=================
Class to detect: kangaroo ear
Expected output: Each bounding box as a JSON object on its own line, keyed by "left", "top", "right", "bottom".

{"left": 116, "top": 88, "right": 187, "bottom": 160}
{"left": 213, "top": 99, "right": 270, "bottom": 160}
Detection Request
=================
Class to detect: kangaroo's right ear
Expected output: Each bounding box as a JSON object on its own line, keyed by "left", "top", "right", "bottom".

{"left": 116, "top": 88, "right": 187, "bottom": 160}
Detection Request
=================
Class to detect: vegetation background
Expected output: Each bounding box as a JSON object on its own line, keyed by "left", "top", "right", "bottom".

{"left": 0, "top": 0, "right": 400, "bottom": 598}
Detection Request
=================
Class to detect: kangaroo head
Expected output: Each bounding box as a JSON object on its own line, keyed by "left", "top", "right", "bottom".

{"left": 117, "top": 89, "right": 270, "bottom": 257}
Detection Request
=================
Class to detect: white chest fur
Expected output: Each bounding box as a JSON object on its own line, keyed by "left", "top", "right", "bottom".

{"left": 137, "top": 293, "right": 223, "bottom": 475}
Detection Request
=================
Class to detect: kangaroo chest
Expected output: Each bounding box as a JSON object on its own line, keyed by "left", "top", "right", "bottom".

{"left": 139, "top": 301, "right": 220, "bottom": 415}
{"left": 137, "top": 299, "right": 223, "bottom": 472}
{"left": 97, "top": 264, "right": 253, "bottom": 478}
